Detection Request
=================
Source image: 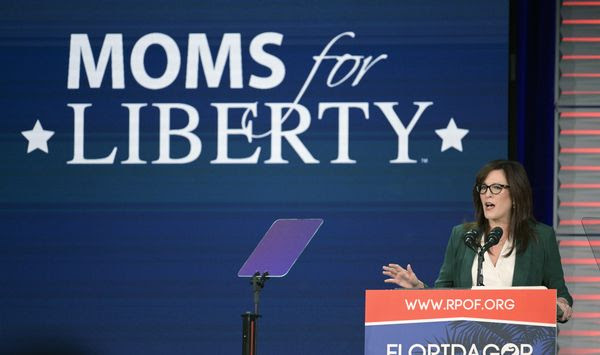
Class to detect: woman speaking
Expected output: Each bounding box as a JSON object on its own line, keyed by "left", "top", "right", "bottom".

{"left": 382, "top": 160, "right": 573, "bottom": 322}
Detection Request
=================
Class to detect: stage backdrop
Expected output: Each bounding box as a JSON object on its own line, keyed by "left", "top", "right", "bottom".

{"left": 0, "top": 1, "right": 508, "bottom": 354}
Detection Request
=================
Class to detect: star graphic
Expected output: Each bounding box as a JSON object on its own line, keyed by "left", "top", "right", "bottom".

{"left": 435, "top": 118, "right": 469, "bottom": 152}
{"left": 21, "top": 120, "right": 55, "bottom": 153}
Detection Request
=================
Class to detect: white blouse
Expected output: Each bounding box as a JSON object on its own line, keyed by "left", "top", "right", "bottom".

{"left": 471, "top": 236, "right": 516, "bottom": 287}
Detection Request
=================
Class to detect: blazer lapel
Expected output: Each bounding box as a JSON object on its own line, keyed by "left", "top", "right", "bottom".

{"left": 461, "top": 247, "right": 476, "bottom": 287}
{"left": 512, "top": 245, "right": 531, "bottom": 286}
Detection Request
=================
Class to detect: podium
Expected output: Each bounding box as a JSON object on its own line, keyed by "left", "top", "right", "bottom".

{"left": 365, "top": 288, "right": 557, "bottom": 355}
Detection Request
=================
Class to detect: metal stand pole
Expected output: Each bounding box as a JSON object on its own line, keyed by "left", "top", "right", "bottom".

{"left": 241, "top": 272, "right": 268, "bottom": 355}
{"left": 241, "top": 312, "right": 259, "bottom": 355}
{"left": 476, "top": 251, "right": 485, "bottom": 286}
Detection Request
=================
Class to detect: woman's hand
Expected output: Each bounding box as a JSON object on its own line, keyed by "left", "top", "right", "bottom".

{"left": 382, "top": 263, "right": 424, "bottom": 288}
{"left": 557, "top": 297, "right": 573, "bottom": 323}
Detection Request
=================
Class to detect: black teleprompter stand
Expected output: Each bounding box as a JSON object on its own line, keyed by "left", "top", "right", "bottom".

{"left": 241, "top": 272, "right": 269, "bottom": 355}
{"left": 237, "top": 219, "right": 323, "bottom": 355}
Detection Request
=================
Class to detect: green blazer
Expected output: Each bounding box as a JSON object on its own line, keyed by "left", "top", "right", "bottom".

{"left": 434, "top": 222, "right": 573, "bottom": 306}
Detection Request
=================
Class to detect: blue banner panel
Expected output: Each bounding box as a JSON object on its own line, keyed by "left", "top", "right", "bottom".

{"left": 0, "top": 1, "right": 508, "bottom": 354}
{"left": 365, "top": 321, "right": 556, "bottom": 355}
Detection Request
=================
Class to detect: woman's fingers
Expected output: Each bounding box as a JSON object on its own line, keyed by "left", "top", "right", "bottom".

{"left": 382, "top": 267, "right": 408, "bottom": 278}
{"left": 382, "top": 270, "right": 395, "bottom": 278}
{"left": 384, "top": 277, "right": 411, "bottom": 288}
{"left": 383, "top": 264, "right": 408, "bottom": 287}
{"left": 382, "top": 263, "right": 420, "bottom": 288}
{"left": 562, "top": 304, "right": 572, "bottom": 322}
{"left": 557, "top": 298, "right": 573, "bottom": 322}
{"left": 383, "top": 264, "right": 407, "bottom": 275}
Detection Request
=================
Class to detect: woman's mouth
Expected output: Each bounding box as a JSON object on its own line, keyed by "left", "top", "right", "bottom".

{"left": 485, "top": 202, "right": 495, "bottom": 210}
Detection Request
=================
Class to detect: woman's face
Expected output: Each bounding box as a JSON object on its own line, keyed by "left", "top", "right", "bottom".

{"left": 480, "top": 169, "right": 512, "bottom": 225}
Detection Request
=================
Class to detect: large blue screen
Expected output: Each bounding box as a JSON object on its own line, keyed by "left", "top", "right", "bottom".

{"left": 0, "top": 1, "right": 508, "bottom": 354}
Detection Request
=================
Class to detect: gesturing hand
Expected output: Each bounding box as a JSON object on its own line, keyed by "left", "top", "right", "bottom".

{"left": 382, "top": 263, "right": 424, "bottom": 288}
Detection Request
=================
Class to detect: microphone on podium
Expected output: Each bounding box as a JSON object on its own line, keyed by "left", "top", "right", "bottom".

{"left": 482, "top": 226, "right": 502, "bottom": 252}
{"left": 476, "top": 226, "right": 503, "bottom": 286}
{"left": 463, "top": 229, "right": 480, "bottom": 252}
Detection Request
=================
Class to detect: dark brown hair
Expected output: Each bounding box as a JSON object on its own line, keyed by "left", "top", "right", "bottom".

{"left": 471, "top": 159, "right": 536, "bottom": 255}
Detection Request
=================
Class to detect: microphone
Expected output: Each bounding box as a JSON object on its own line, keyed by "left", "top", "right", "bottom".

{"left": 463, "top": 229, "right": 479, "bottom": 252}
{"left": 481, "top": 227, "right": 502, "bottom": 252}
{"left": 475, "top": 226, "right": 503, "bottom": 286}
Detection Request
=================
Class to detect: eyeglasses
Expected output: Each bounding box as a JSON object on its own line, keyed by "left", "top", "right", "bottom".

{"left": 475, "top": 183, "right": 510, "bottom": 195}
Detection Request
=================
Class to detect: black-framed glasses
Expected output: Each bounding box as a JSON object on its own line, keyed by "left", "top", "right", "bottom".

{"left": 475, "top": 183, "right": 510, "bottom": 195}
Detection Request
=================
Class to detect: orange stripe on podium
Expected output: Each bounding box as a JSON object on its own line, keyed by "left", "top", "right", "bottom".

{"left": 365, "top": 289, "right": 556, "bottom": 324}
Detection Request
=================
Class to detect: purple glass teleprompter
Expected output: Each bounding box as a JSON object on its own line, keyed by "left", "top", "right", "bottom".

{"left": 238, "top": 219, "right": 323, "bottom": 277}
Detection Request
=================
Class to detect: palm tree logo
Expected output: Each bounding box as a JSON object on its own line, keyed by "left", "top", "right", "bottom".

{"left": 428, "top": 321, "right": 555, "bottom": 354}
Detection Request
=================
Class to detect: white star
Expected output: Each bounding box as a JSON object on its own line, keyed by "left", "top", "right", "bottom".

{"left": 435, "top": 118, "right": 469, "bottom": 152}
{"left": 21, "top": 120, "right": 55, "bottom": 153}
